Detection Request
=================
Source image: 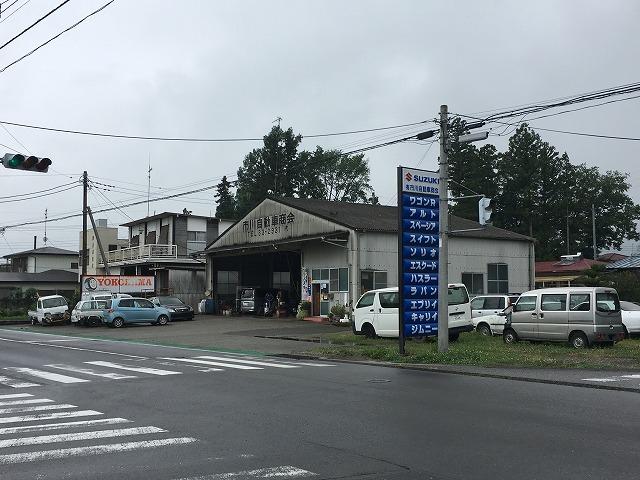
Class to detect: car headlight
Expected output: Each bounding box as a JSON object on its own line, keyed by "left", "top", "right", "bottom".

{"left": 168, "top": 308, "right": 176, "bottom": 313}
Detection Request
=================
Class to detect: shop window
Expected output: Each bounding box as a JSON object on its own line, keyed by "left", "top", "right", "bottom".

{"left": 461, "top": 272, "right": 483, "bottom": 295}
{"left": 273, "top": 271, "right": 290, "bottom": 290}
{"left": 216, "top": 271, "right": 239, "bottom": 295}
{"left": 361, "top": 270, "right": 387, "bottom": 292}
{"left": 487, "top": 263, "right": 508, "bottom": 294}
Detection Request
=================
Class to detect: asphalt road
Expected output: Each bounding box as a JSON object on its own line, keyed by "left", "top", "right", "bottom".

{"left": 0, "top": 328, "right": 638, "bottom": 480}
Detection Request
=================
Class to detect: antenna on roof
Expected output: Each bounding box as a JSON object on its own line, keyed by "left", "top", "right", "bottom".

{"left": 43, "top": 209, "right": 48, "bottom": 245}
{"left": 147, "top": 155, "right": 152, "bottom": 217}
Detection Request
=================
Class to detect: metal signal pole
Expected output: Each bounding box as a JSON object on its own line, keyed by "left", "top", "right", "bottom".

{"left": 437, "top": 105, "right": 449, "bottom": 353}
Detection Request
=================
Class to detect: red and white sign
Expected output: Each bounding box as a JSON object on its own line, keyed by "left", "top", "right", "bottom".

{"left": 81, "top": 275, "right": 155, "bottom": 293}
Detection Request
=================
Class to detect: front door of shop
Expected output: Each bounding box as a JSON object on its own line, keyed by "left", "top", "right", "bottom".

{"left": 312, "top": 284, "right": 321, "bottom": 316}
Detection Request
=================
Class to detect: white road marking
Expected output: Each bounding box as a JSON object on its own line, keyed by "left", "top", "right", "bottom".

{"left": 0, "top": 398, "right": 53, "bottom": 407}
{"left": 4, "top": 367, "right": 89, "bottom": 384}
{"left": 582, "top": 378, "right": 621, "bottom": 382}
{"left": 620, "top": 374, "right": 640, "bottom": 378}
{"left": 0, "top": 418, "right": 130, "bottom": 435}
{"left": 45, "top": 364, "right": 137, "bottom": 380}
{"left": 85, "top": 361, "right": 182, "bottom": 376}
{"left": 0, "top": 410, "right": 103, "bottom": 425}
{"left": 0, "top": 336, "right": 147, "bottom": 359}
{"left": 0, "top": 426, "right": 166, "bottom": 448}
{"left": 0, "top": 437, "right": 197, "bottom": 464}
{"left": 0, "top": 404, "right": 76, "bottom": 415}
{"left": 195, "top": 356, "right": 299, "bottom": 369}
{"left": 176, "top": 465, "right": 317, "bottom": 479}
{"left": 0, "top": 376, "right": 39, "bottom": 389}
{"left": 159, "top": 358, "right": 261, "bottom": 370}
{"left": 0, "top": 394, "right": 33, "bottom": 400}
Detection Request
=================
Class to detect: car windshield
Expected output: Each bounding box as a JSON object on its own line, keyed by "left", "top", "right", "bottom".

{"left": 620, "top": 301, "right": 640, "bottom": 311}
{"left": 157, "top": 296, "right": 184, "bottom": 305}
{"left": 448, "top": 286, "right": 469, "bottom": 306}
{"left": 42, "top": 297, "right": 66, "bottom": 308}
{"left": 241, "top": 289, "right": 254, "bottom": 299}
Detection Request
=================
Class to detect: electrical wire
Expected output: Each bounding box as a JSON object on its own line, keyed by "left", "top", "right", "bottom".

{"left": 0, "top": 0, "right": 72, "bottom": 52}
{"left": 0, "top": 0, "right": 115, "bottom": 74}
{"left": 0, "top": 0, "right": 32, "bottom": 25}
{"left": 0, "top": 180, "right": 77, "bottom": 199}
{"left": 0, "top": 183, "right": 79, "bottom": 203}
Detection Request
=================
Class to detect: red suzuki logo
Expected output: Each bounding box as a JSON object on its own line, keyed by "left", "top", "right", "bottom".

{"left": 405, "top": 172, "right": 412, "bottom": 181}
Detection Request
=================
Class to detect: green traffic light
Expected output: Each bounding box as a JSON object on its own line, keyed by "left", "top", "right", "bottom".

{"left": 6, "top": 154, "right": 25, "bottom": 168}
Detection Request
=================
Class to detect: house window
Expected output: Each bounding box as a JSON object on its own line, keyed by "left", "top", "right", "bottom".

{"left": 361, "top": 270, "right": 387, "bottom": 293}
{"left": 216, "top": 271, "right": 239, "bottom": 295}
{"left": 187, "top": 231, "right": 207, "bottom": 254}
{"left": 71, "top": 262, "right": 79, "bottom": 269}
{"left": 108, "top": 244, "right": 118, "bottom": 252}
{"left": 487, "top": 263, "right": 509, "bottom": 294}
{"left": 273, "top": 271, "right": 290, "bottom": 290}
{"left": 328, "top": 268, "right": 349, "bottom": 292}
{"left": 461, "top": 273, "right": 484, "bottom": 295}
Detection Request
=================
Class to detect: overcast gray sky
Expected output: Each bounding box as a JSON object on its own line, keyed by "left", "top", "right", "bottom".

{"left": 0, "top": 0, "right": 639, "bottom": 257}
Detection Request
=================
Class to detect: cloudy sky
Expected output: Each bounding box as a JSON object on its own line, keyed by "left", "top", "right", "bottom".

{"left": 0, "top": 0, "right": 639, "bottom": 258}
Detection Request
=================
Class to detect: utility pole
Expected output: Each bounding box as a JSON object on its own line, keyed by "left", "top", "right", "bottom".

{"left": 592, "top": 203, "right": 597, "bottom": 260}
{"left": 147, "top": 156, "right": 152, "bottom": 217}
{"left": 82, "top": 171, "right": 88, "bottom": 276}
{"left": 566, "top": 204, "right": 570, "bottom": 254}
{"left": 437, "top": 105, "right": 449, "bottom": 353}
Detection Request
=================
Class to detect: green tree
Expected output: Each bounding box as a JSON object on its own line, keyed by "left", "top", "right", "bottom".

{"left": 235, "top": 125, "right": 303, "bottom": 216}
{"left": 297, "top": 147, "right": 373, "bottom": 203}
{"left": 214, "top": 176, "right": 237, "bottom": 219}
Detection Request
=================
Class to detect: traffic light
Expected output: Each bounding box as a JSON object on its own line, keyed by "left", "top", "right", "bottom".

{"left": 2, "top": 153, "right": 52, "bottom": 172}
{"left": 478, "top": 197, "right": 493, "bottom": 225}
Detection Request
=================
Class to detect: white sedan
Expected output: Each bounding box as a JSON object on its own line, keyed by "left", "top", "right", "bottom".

{"left": 620, "top": 301, "right": 640, "bottom": 337}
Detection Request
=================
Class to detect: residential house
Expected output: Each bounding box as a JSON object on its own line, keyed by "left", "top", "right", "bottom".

{"left": 535, "top": 253, "right": 605, "bottom": 288}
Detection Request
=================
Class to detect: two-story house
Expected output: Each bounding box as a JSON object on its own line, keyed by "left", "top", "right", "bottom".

{"left": 101, "top": 211, "right": 233, "bottom": 307}
{"left": 3, "top": 246, "right": 79, "bottom": 273}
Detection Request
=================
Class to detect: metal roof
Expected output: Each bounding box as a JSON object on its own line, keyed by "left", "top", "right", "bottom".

{"left": 0, "top": 269, "right": 79, "bottom": 283}
{"left": 121, "top": 212, "right": 219, "bottom": 227}
{"left": 606, "top": 256, "right": 640, "bottom": 270}
{"left": 3, "top": 247, "right": 78, "bottom": 259}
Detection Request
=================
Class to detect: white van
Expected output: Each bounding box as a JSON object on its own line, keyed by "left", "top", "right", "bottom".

{"left": 503, "top": 287, "right": 625, "bottom": 348}
{"left": 352, "top": 283, "right": 473, "bottom": 340}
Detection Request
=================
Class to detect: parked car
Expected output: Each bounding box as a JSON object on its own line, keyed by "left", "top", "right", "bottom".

{"left": 239, "top": 287, "right": 268, "bottom": 315}
{"left": 81, "top": 291, "right": 132, "bottom": 303}
{"left": 352, "top": 283, "right": 474, "bottom": 341}
{"left": 28, "top": 295, "right": 70, "bottom": 325}
{"left": 502, "top": 287, "right": 625, "bottom": 348}
{"left": 620, "top": 301, "right": 640, "bottom": 337}
{"left": 103, "top": 297, "right": 171, "bottom": 328}
{"left": 473, "top": 309, "right": 509, "bottom": 336}
{"left": 150, "top": 296, "right": 194, "bottom": 321}
{"left": 471, "top": 294, "right": 520, "bottom": 318}
{"left": 71, "top": 300, "right": 107, "bottom": 327}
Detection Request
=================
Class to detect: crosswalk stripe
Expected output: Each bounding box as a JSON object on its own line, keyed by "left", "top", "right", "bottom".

{"left": 0, "top": 418, "right": 131, "bottom": 435}
{"left": 159, "top": 358, "right": 261, "bottom": 370}
{"left": 0, "top": 399, "right": 53, "bottom": 407}
{"left": 0, "top": 376, "right": 39, "bottom": 389}
{"left": 4, "top": 367, "right": 89, "bottom": 384}
{"left": 0, "top": 404, "right": 76, "bottom": 415}
{"left": 195, "top": 356, "right": 299, "bottom": 369}
{"left": 45, "top": 364, "right": 137, "bottom": 380}
{"left": 175, "top": 465, "right": 317, "bottom": 480}
{"left": 0, "top": 410, "right": 103, "bottom": 425}
{"left": 0, "top": 394, "right": 33, "bottom": 400}
{"left": 0, "top": 437, "right": 197, "bottom": 464}
{"left": 223, "top": 353, "right": 336, "bottom": 367}
{"left": 0, "top": 426, "right": 166, "bottom": 448}
{"left": 85, "top": 361, "right": 182, "bottom": 376}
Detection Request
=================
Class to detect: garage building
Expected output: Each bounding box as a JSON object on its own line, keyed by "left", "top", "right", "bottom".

{"left": 204, "top": 197, "right": 535, "bottom": 316}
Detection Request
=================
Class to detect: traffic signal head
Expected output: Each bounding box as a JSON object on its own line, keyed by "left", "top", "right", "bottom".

{"left": 2, "top": 153, "right": 52, "bottom": 173}
{"left": 478, "top": 197, "right": 493, "bottom": 226}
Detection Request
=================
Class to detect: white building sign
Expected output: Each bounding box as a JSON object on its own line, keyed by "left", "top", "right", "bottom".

{"left": 81, "top": 275, "right": 155, "bottom": 293}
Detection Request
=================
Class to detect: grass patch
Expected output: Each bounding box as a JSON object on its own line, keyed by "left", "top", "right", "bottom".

{"left": 312, "top": 332, "right": 640, "bottom": 370}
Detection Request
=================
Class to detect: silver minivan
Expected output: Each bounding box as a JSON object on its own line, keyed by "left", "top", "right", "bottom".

{"left": 502, "top": 287, "right": 625, "bottom": 348}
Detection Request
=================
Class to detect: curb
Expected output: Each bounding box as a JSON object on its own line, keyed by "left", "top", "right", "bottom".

{"left": 271, "top": 353, "right": 640, "bottom": 394}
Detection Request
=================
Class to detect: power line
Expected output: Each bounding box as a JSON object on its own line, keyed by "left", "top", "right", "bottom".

{"left": 0, "top": 0, "right": 116, "bottom": 74}
{"left": 0, "top": 0, "right": 34, "bottom": 25}
{"left": 0, "top": 180, "right": 77, "bottom": 199}
{"left": 0, "top": 0, "right": 72, "bottom": 52}
{"left": 0, "top": 183, "right": 79, "bottom": 203}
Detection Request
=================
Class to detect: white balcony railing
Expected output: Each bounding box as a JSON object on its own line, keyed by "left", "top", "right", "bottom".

{"left": 104, "top": 244, "right": 177, "bottom": 264}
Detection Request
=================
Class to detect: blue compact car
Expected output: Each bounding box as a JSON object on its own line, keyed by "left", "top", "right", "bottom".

{"left": 103, "top": 297, "right": 171, "bottom": 328}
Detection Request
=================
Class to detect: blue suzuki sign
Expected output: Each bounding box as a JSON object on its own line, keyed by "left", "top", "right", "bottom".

{"left": 398, "top": 167, "right": 440, "bottom": 346}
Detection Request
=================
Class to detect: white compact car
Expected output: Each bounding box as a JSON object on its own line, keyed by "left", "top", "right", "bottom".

{"left": 620, "top": 301, "right": 640, "bottom": 337}
{"left": 473, "top": 309, "right": 509, "bottom": 336}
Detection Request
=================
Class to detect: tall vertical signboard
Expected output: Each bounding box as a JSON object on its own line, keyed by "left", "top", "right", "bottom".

{"left": 397, "top": 167, "right": 440, "bottom": 353}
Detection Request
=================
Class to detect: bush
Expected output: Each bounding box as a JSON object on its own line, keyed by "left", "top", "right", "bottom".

{"left": 300, "top": 300, "right": 311, "bottom": 311}
{"left": 330, "top": 303, "right": 346, "bottom": 318}
{"left": 296, "top": 309, "right": 309, "bottom": 320}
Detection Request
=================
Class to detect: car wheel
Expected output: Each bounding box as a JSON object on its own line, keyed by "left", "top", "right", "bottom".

{"left": 112, "top": 317, "right": 125, "bottom": 328}
{"left": 362, "top": 323, "right": 377, "bottom": 339}
{"left": 477, "top": 323, "right": 492, "bottom": 337}
{"left": 569, "top": 332, "right": 588, "bottom": 349}
{"left": 503, "top": 329, "right": 518, "bottom": 344}
{"left": 31, "top": 317, "right": 37, "bottom": 326}
{"left": 157, "top": 315, "right": 169, "bottom": 326}
{"left": 448, "top": 332, "right": 460, "bottom": 342}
